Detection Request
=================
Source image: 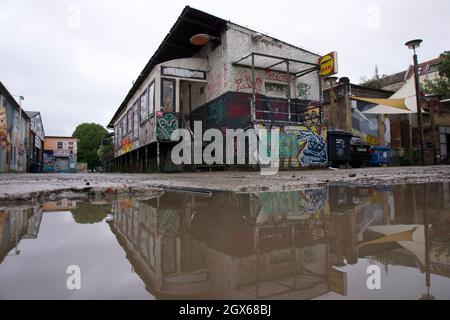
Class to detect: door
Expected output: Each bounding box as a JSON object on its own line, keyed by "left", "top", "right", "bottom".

{"left": 55, "top": 157, "right": 69, "bottom": 173}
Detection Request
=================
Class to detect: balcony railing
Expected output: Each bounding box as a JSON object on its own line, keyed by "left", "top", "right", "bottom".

{"left": 254, "top": 98, "right": 322, "bottom": 125}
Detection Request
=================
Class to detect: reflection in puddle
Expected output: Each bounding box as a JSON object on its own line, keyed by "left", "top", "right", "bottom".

{"left": 1, "top": 183, "right": 450, "bottom": 300}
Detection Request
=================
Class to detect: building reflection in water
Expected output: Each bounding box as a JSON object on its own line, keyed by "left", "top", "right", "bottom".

{"left": 1, "top": 183, "right": 449, "bottom": 300}
{"left": 0, "top": 205, "right": 43, "bottom": 263}
{"left": 107, "top": 183, "right": 450, "bottom": 300}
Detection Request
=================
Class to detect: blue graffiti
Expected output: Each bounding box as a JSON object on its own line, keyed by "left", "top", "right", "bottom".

{"left": 298, "top": 132, "right": 327, "bottom": 166}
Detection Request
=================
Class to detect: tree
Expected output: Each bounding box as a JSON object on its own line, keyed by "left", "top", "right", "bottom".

{"left": 71, "top": 202, "right": 110, "bottom": 224}
{"left": 73, "top": 123, "right": 107, "bottom": 170}
{"left": 423, "top": 51, "right": 450, "bottom": 98}
{"left": 360, "top": 65, "right": 384, "bottom": 89}
{"left": 98, "top": 139, "right": 113, "bottom": 162}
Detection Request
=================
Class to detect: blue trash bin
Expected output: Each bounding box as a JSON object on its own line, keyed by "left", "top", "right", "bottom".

{"left": 369, "top": 146, "right": 391, "bottom": 166}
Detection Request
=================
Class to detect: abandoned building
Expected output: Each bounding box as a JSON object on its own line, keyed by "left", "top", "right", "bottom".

{"left": 323, "top": 78, "right": 450, "bottom": 166}
{"left": 108, "top": 6, "right": 329, "bottom": 172}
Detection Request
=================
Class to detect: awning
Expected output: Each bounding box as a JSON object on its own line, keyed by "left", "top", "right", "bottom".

{"left": 351, "top": 97, "right": 410, "bottom": 111}
{"left": 359, "top": 224, "right": 426, "bottom": 268}
{"left": 352, "top": 77, "right": 419, "bottom": 114}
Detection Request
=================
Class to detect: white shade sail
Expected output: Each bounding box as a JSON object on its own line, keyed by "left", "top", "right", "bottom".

{"left": 361, "top": 77, "right": 418, "bottom": 114}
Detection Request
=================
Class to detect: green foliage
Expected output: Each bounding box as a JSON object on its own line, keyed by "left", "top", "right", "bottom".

{"left": 422, "top": 51, "right": 450, "bottom": 98}
{"left": 360, "top": 77, "right": 384, "bottom": 90}
{"left": 360, "top": 65, "right": 384, "bottom": 89}
{"left": 439, "top": 51, "right": 450, "bottom": 79}
{"left": 423, "top": 77, "right": 450, "bottom": 97}
{"left": 98, "top": 139, "right": 113, "bottom": 162}
{"left": 71, "top": 202, "right": 111, "bottom": 224}
{"left": 73, "top": 123, "right": 107, "bottom": 170}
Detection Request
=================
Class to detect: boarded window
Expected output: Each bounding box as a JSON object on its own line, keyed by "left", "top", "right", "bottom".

{"left": 148, "top": 81, "right": 155, "bottom": 115}
{"left": 127, "top": 110, "right": 132, "bottom": 133}
{"left": 161, "top": 78, "right": 175, "bottom": 112}
{"left": 133, "top": 103, "right": 139, "bottom": 140}
{"left": 122, "top": 116, "right": 127, "bottom": 135}
{"left": 140, "top": 91, "right": 147, "bottom": 122}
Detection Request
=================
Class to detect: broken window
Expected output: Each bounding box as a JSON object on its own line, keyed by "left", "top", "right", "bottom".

{"left": 161, "top": 78, "right": 175, "bottom": 113}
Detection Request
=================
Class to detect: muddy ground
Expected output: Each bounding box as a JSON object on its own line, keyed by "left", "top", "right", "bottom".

{"left": 1, "top": 165, "right": 450, "bottom": 203}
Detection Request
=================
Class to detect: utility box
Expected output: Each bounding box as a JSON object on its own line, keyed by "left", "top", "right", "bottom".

{"left": 327, "top": 130, "right": 352, "bottom": 165}
{"left": 369, "top": 146, "right": 391, "bottom": 166}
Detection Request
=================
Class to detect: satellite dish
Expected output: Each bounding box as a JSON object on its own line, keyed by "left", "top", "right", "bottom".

{"left": 190, "top": 34, "right": 218, "bottom": 46}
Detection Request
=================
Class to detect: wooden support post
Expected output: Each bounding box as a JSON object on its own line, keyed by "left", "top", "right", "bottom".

{"left": 157, "top": 143, "right": 161, "bottom": 172}
{"left": 145, "top": 146, "right": 148, "bottom": 173}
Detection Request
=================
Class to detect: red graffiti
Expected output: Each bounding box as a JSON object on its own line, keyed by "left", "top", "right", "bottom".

{"left": 263, "top": 70, "right": 294, "bottom": 82}
{"left": 228, "top": 103, "right": 251, "bottom": 119}
{"left": 223, "top": 64, "right": 228, "bottom": 91}
{"left": 207, "top": 72, "right": 222, "bottom": 98}
{"left": 235, "top": 74, "right": 263, "bottom": 93}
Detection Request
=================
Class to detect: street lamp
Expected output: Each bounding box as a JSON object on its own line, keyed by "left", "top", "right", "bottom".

{"left": 189, "top": 34, "right": 219, "bottom": 46}
{"left": 405, "top": 39, "right": 425, "bottom": 166}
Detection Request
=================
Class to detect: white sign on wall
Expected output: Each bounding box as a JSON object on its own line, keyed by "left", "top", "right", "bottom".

{"left": 161, "top": 66, "right": 206, "bottom": 80}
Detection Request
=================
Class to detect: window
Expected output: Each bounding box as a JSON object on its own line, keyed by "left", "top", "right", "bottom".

{"left": 161, "top": 78, "right": 175, "bottom": 112}
{"left": 127, "top": 110, "right": 133, "bottom": 133}
{"left": 122, "top": 116, "right": 127, "bottom": 134}
{"left": 57, "top": 142, "right": 63, "bottom": 149}
{"left": 429, "top": 64, "right": 439, "bottom": 73}
{"left": 148, "top": 81, "right": 155, "bottom": 115}
{"left": 133, "top": 103, "right": 139, "bottom": 140}
{"left": 117, "top": 123, "right": 122, "bottom": 146}
{"left": 140, "top": 91, "right": 147, "bottom": 122}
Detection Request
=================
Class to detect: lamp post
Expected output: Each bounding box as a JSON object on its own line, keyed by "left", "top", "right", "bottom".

{"left": 405, "top": 39, "right": 425, "bottom": 166}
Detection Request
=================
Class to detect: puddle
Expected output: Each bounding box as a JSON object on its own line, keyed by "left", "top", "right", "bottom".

{"left": 1, "top": 183, "right": 450, "bottom": 300}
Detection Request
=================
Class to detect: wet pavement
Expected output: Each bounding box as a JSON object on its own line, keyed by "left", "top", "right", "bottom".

{"left": 1, "top": 183, "right": 450, "bottom": 300}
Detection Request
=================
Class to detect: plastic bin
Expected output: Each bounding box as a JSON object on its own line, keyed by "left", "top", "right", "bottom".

{"left": 369, "top": 146, "right": 391, "bottom": 166}
{"left": 327, "top": 130, "right": 352, "bottom": 165}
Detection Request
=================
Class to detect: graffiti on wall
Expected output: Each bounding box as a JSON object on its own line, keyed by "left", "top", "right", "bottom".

{"left": 208, "top": 99, "right": 227, "bottom": 126}
{"left": 0, "top": 98, "right": 28, "bottom": 172}
{"left": 207, "top": 70, "right": 223, "bottom": 100}
{"left": 235, "top": 73, "right": 263, "bottom": 93}
{"left": 265, "top": 82, "right": 288, "bottom": 96}
{"left": 156, "top": 112, "right": 179, "bottom": 141}
{"left": 278, "top": 128, "right": 327, "bottom": 167}
{"left": 257, "top": 187, "right": 328, "bottom": 223}
{"left": 192, "top": 92, "right": 252, "bottom": 131}
{"left": 119, "top": 136, "right": 133, "bottom": 156}
{"left": 43, "top": 150, "right": 55, "bottom": 172}
{"left": 0, "top": 104, "right": 10, "bottom": 172}
{"left": 263, "top": 70, "right": 294, "bottom": 83}
{"left": 297, "top": 83, "right": 311, "bottom": 100}
{"left": 139, "top": 116, "right": 156, "bottom": 147}
{"left": 352, "top": 100, "right": 391, "bottom": 146}
{"left": 297, "top": 131, "right": 327, "bottom": 166}
{"left": 304, "top": 102, "right": 321, "bottom": 125}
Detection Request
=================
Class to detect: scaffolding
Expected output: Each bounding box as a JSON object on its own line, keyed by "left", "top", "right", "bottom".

{"left": 233, "top": 52, "right": 323, "bottom": 126}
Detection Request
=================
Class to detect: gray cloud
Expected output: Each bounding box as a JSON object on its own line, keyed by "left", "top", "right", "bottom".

{"left": 0, "top": 0, "right": 448, "bottom": 135}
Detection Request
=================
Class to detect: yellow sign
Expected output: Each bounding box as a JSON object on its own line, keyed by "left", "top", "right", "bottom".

{"left": 327, "top": 267, "right": 347, "bottom": 296}
{"left": 319, "top": 51, "right": 338, "bottom": 77}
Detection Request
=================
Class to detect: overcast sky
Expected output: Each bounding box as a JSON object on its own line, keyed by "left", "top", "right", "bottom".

{"left": 0, "top": 0, "right": 448, "bottom": 136}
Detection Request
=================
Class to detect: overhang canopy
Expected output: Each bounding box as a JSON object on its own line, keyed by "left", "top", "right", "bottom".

{"left": 233, "top": 52, "right": 320, "bottom": 77}
{"left": 107, "top": 6, "right": 228, "bottom": 128}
